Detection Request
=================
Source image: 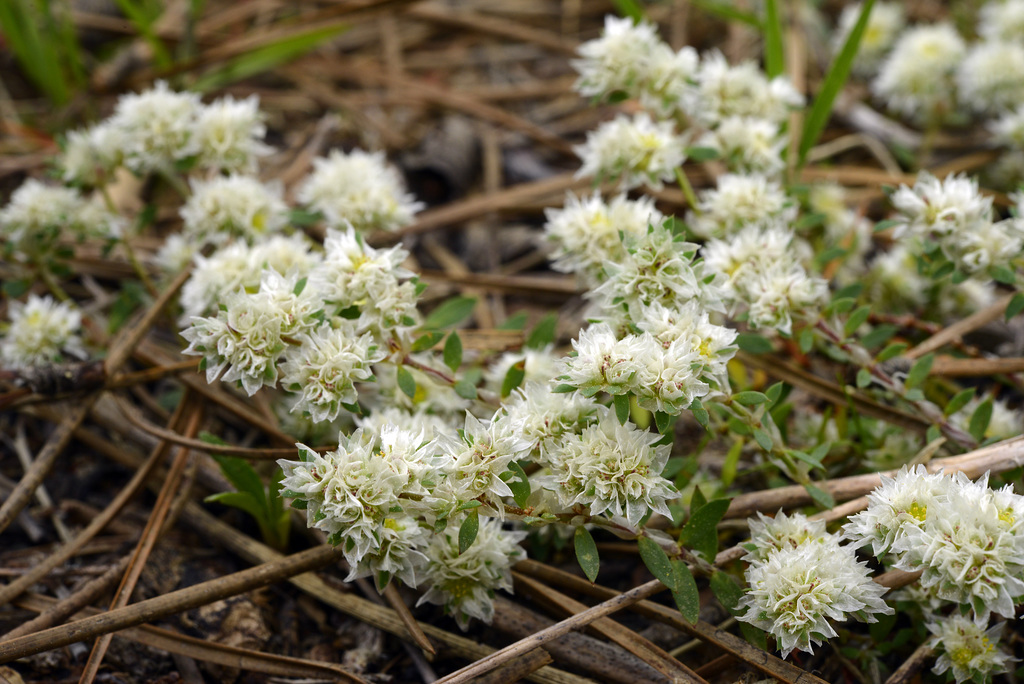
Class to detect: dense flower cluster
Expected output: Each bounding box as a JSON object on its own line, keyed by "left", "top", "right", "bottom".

{"left": 0, "top": 295, "right": 85, "bottom": 368}
{"left": 737, "top": 511, "right": 892, "bottom": 658}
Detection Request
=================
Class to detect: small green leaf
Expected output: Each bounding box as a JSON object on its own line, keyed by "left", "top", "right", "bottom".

{"left": 611, "top": 0, "right": 645, "bottom": 21}
{"left": 443, "top": 332, "right": 463, "bottom": 373}
{"left": 552, "top": 383, "right": 576, "bottom": 393}
{"left": 735, "top": 333, "right": 774, "bottom": 355}
{"left": 873, "top": 218, "right": 901, "bottom": 233}
{"left": 454, "top": 379, "right": 478, "bottom": 400}
{"left": 614, "top": 393, "right": 631, "bottom": 425}
{"left": 692, "top": 0, "right": 761, "bottom": 27}
{"left": 990, "top": 265, "right": 1017, "bottom": 285}
{"left": 804, "top": 482, "right": 835, "bottom": 509}
{"left": 732, "top": 391, "right": 768, "bottom": 406}
{"left": 904, "top": 353, "right": 934, "bottom": 390}
{"left": 859, "top": 324, "right": 898, "bottom": 350}
{"left": 204, "top": 491, "right": 265, "bottom": 520}
{"left": 574, "top": 527, "right": 600, "bottom": 583}
{"left": 213, "top": 455, "right": 267, "bottom": 504}
{"left": 689, "top": 397, "right": 709, "bottom": 430}
{"left": 969, "top": 399, "right": 993, "bottom": 443}
{"left": 685, "top": 146, "right": 721, "bottom": 161}
{"left": 752, "top": 428, "right": 773, "bottom": 451}
{"left": 877, "top": 342, "right": 908, "bottom": 363}
{"left": 856, "top": 368, "right": 872, "bottom": 388}
{"left": 654, "top": 410, "right": 677, "bottom": 435}
{"left": 680, "top": 498, "right": 730, "bottom": 561}
{"left": 423, "top": 296, "right": 477, "bottom": 330}
{"left": 944, "top": 388, "right": 976, "bottom": 417}
{"left": 525, "top": 313, "right": 558, "bottom": 349}
{"left": 1006, "top": 293, "right": 1024, "bottom": 321}
{"left": 458, "top": 510, "right": 479, "bottom": 554}
{"left": 501, "top": 360, "right": 526, "bottom": 398}
{"left": 709, "top": 570, "right": 743, "bottom": 613}
{"left": 1, "top": 279, "right": 29, "bottom": 298}
{"left": 814, "top": 246, "right": 848, "bottom": 269}
{"left": 637, "top": 536, "right": 676, "bottom": 590}
{"left": 798, "top": 0, "right": 877, "bottom": 166}
{"left": 670, "top": 561, "right": 700, "bottom": 624}
{"left": 507, "top": 461, "right": 531, "bottom": 509}
{"left": 844, "top": 305, "right": 871, "bottom": 337}
{"left": 798, "top": 327, "right": 815, "bottom": 354}
{"left": 721, "top": 440, "right": 744, "bottom": 486}
{"left": 411, "top": 331, "right": 444, "bottom": 352}
{"left": 826, "top": 297, "right": 857, "bottom": 316}
{"left": 762, "top": 0, "right": 784, "bottom": 78}
{"left": 397, "top": 366, "right": 417, "bottom": 399}
{"left": 498, "top": 311, "right": 528, "bottom": 330}
{"left": 764, "top": 382, "right": 784, "bottom": 407}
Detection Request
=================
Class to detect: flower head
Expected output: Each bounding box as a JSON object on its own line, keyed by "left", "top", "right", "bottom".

{"left": 109, "top": 80, "right": 203, "bottom": 173}
{"left": 928, "top": 615, "right": 1015, "bottom": 684}
{"left": 180, "top": 175, "right": 288, "bottom": 246}
{"left": 873, "top": 23, "right": 965, "bottom": 120}
{"left": 298, "top": 149, "right": 423, "bottom": 232}
{"left": 194, "top": 94, "right": 272, "bottom": 173}
{"left": 574, "top": 113, "right": 687, "bottom": 190}
{"left": 1, "top": 295, "right": 85, "bottom": 368}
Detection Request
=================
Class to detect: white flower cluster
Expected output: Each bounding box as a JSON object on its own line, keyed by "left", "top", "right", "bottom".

{"left": 890, "top": 171, "right": 1024, "bottom": 276}
{"left": 927, "top": 616, "right": 1016, "bottom": 684}
{"left": 0, "top": 179, "right": 122, "bottom": 258}
{"left": 689, "top": 173, "right": 797, "bottom": 239}
{"left": 298, "top": 149, "right": 423, "bottom": 233}
{"left": 1, "top": 294, "right": 85, "bottom": 369}
{"left": 873, "top": 23, "right": 965, "bottom": 120}
{"left": 845, "top": 465, "right": 1024, "bottom": 625}
{"left": 278, "top": 422, "right": 528, "bottom": 627}
{"left": 61, "top": 81, "right": 270, "bottom": 178}
{"left": 181, "top": 226, "right": 419, "bottom": 416}
{"left": 544, "top": 192, "right": 663, "bottom": 286}
{"left": 703, "top": 223, "right": 828, "bottom": 335}
{"left": 572, "top": 20, "right": 802, "bottom": 184}
{"left": 179, "top": 175, "right": 289, "bottom": 248}
{"left": 737, "top": 511, "right": 893, "bottom": 658}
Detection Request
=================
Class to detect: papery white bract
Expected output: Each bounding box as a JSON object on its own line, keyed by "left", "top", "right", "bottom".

{"left": 1, "top": 295, "right": 85, "bottom": 368}
{"left": 180, "top": 175, "right": 288, "bottom": 246}
{"left": 194, "top": 94, "right": 272, "bottom": 174}
{"left": 574, "top": 112, "right": 687, "bottom": 190}
{"left": 928, "top": 615, "right": 1016, "bottom": 684}
{"left": 108, "top": 80, "right": 203, "bottom": 173}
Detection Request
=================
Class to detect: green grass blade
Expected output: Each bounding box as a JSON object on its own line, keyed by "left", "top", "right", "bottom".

{"left": 611, "top": 0, "right": 645, "bottom": 22}
{"left": 111, "top": 0, "right": 174, "bottom": 68}
{"left": 691, "top": 0, "right": 762, "bottom": 29}
{"left": 193, "top": 22, "right": 352, "bottom": 93}
{"left": 798, "top": 0, "right": 876, "bottom": 167}
{"left": 0, "top": 0, "right": 70, "bottom": 104}
{"left": 763, "top": 0, "right": 784, "bottom": 78}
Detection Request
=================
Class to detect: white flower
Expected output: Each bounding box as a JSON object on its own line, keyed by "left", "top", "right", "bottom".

{"left": 60, "top": 123, "right": 120, "bottom": 186}
{"left": 1, "top": 295, "right": 85, "bottom": 368}
{"left": 737, "top": 536, "right": 893, "bottom": 658}
{"left": 939, "top": 216, "right": 1024, "bottom": 274}
{"left": 574, "top": 112, "right": 687, "bottom": 190}
{"left": 688, "top": 51, "right": 803, "bottom": 127}
{"left": 744, "top": 510, "right": 830, "bottom": 564}
{"left": 640, "top": 45, "right": 700, "bottom": 117}
{"left": 890, "top": 173, "right": 992, "bottom": 238}
{"left": 437, "top": 413, "right": 532, "bottom": 515}
{"left": 588, "top": 222, "right": 724, "bottom": 323}
{"left": 1, "top": 179, "right": 88, "bottom": 255}
{"left": 979, "top": 0, "right": 1024, "bottom": 42}
{"left": 298, "top": 149, "right": 423, "bottom": 232}
{"left": 280, "top": 427, "right": 440, "bottom": 574}
{"left": 108, "top": 80, "right": 202, "bottom": 173}
{"left": 356, "top": 406, "right": 457, "bottom": 442}
{"left": 194, "top": 94, "right": 272, "bottom": 173}
{"left": 991, "top": 104, "right": 1024, "bottom": 148}
{"left": 633, "top": 335, "right": 709, "bottom": 415}
{"left": 155, "top": 233, "right": 196, "bottom": 273}
{"left": 417, "top": 516, "right": 526, "bottom": 629}
{"left": 957, "top": 40, "right": 1024, "bottom": 114}
{"left": 544, "top": 420, "right": 674, "bottom": 527}
{"left": 834, "top": 2, "right": 904, "bottom": 75}
{"left": 635, "top": 300, "right": 737, "bottom": 393}
{"left": 558, "top": 323, "right": 650, "bottom": 397}
{"left": 872, "top": 23, "right": 965, "bottom": 120}
{"left": 865, "top": 244, "right": 930, "bottom": 310}
{"left": 689, "top": 173, "right": 796, "bottom": 239}
{"left": 572, "top": 16, "right": 666, "bottom": 99}
{"left": 544, "top": 192, "right": 663, "bottom": 285}
{"left": 699, "top": 116, "right": 787, "bottom": 176}
{"left": 484, "top": 346, "right": 561, "bottom": 395}
{"left": 892, "top": 471, "right": 1024, "bottom": 622}
{"left": 498, "top": 381, "right": 598, "bottom": 462}
{"left": 279, "top": 322, "right": 387, "bottom": 423}
{"left": 180, "top": 175, "right": 288, "bottom": 246}
{"left": 843, "top": 464, "right": 951, "bottom": 556}
{"left": 309, "top": 226, "right": 420, "bottom": 337}
{"left": 928, "top": 615, "right": 1015, "bottom": 684}
{"left": 345, "top": 513, "right": 429, "bottom": 591}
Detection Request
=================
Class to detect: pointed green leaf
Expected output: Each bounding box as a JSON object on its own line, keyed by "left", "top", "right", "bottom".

{"left": 856, "top": 368, "right": 872, "bottom": 388}
{"left": 574, "top": 526, "right": 600, "bottom": 583}
{"left": 507, "top": 461, "right": 531, "bottom": 509}
{"left": 1006, "top": 293, "right": 1024, "bottom": 321}
{"left": 803, "top": 482, "right": 835, "bottom": 509}
{"left": 732, "top": 391, "right": 768, "bottom": 406}
{"left": 212, "top": 455, "right": 268, "bottom": 505}
{"left": 670, "top": 561, "right": 700, "bottom": 624}
{"left": 411, "top": 331, "right": 444, "bottom": 352}
{"left": 614, "top": 393, "right": 631, "bottom": 425}
{"left": 877, "top": 342, "right": 908, "bottom": 363}
{"left": 689, "top": 397, "right": 709, "bottom": 430}
{"left": 638, "top": 536, "right": 677, "bottom": 593}
{"left": 844, "top": 305, "right": 872, "bottom": 337}
{"left": 969, "top": 399, "right": 993, "bottom": 443}
{"left": 397, "top": 366, "right": 417, "bottom": 399}
{"left": 525, "top": 313, "right": 558, "bottom": 349}
{"left": 443, "top": 332, "right": 463, "bottom": 373}
{"left": 680, "top": 498, "right": 730, "bottom": 561}
{"left": 944, "top": 388, "right": 976, "bottom": 417}
{"left": 458, "top": 510, "right": 480, "bottom": 554}
{"left": 204, "top": 491, "right": 265, "bottom": 521}
{"left": 454, "top": 379, "right": 478, "bottom": 400}
{"left": 735, "top": 333, "right": 774, "bottom": 354}
{"left": 501, "top": 360, "right": 526, "bottom": 398}
{"left": 752, "top": 427, "right": 773, "bottom": 452}
{"left": 423, "top": 296, "right": 477, "bottom": 330}
{"left": 905, "top": 353, "right": 934, "bottom": 390}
